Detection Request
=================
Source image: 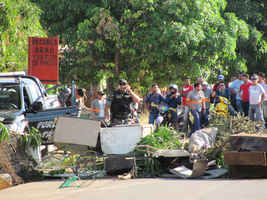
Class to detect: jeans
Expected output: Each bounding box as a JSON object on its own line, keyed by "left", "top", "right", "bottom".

{"left": 190, "top": 109, "right": 201, "bottom": 136}
{"left": 182, "top": 106, "right": 190, "bottom": 132}
{"left": 249, "top": 104, "right": 265, "bottom": 128}
{"left": 236, "top": 99, "right": 243, "bottom": 114}
{"left": 262, "top": 101, "right": 267, "bottom": 126}
{"left": 149, "top": 113, "right": 159, "bottom": 124}
{"left": 242, "top": 101, "right": 249, "bottom": 117}
{"left": 201, "top": 108, "right": 210, "bottom": 127}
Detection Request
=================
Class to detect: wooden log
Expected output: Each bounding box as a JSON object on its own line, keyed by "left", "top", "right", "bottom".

{"left": 224, "top": 151, "right": 267, "bottom": 166}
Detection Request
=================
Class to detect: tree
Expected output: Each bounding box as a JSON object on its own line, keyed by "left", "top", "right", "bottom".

{"left": 33, "top": 0, "right": 254, "bottom": 93}
{"left": 0, "top": 0, "right": 46, "bottom": 72}
{"left": 225, "top": 0, "right": 267, "bottom": 74}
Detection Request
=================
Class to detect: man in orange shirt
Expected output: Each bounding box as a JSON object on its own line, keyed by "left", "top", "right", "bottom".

{"left": 181, "top": 77, "right": 194, "bottom": 133}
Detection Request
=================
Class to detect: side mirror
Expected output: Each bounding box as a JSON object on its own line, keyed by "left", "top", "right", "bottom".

{"left": 31, "top": 101, "right": 43, "bottom": 113}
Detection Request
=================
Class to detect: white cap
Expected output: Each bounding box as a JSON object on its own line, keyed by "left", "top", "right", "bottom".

{"left": 202, "top": 81, "right": 208, "bottom": 86}
{"left": 218, "top": 74, "right": 224, "bottom": 80}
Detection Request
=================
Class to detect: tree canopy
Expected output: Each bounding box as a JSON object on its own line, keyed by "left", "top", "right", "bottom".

{"left": 1, "top": 0, "right": 265, "bottom": 92}
{"left": 0, "top": 0, "right": 46, "bottom": 71}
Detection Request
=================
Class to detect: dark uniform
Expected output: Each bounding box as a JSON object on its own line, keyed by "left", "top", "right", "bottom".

{"left": 110, "top": 88, "right": 134, "bottom": 125}
{"left": 165, "top": 93, "right": 181, "bottom": 123}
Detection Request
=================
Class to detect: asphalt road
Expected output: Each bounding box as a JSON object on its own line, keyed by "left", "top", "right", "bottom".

{"left": 1, "top": 178, "right": 267, "bottom": 200}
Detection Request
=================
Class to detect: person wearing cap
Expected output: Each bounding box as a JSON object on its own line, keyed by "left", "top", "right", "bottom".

{"left": 108, "top": 79, "right": 141, "bottom": 125}
{"left": 239, "top": 74, "right": 252, "bottom": 116}
{"left": 145, "top": 83, "right": 165, "bottom": 124}
{"left": 248, "top": 74, "right": 265, "bottom": 129}
{"left": 186, "top": 83, "right": 206, "bottom": 136}
{"left": 212, "top": 74, "right": 225, "bottom": 92}
{"left": 201, "top": 81, "right": 212, "bottom": 126}
{"left": 229, "top": 71, "right": 244, "bottom": 113}
{"left": 213, "top": 81, "right": 231, "bottom": 105}
{"left": 91, "top": 90, "right": 109, "bottom": 121}
{"left": 258, "top": 72, "right": 267, "bottom": 127}
{"left": 164, "top": 84, "right": 181, "bottom": 130}
{"left": 181, "top": 77, "right": 194, "bottom": 132}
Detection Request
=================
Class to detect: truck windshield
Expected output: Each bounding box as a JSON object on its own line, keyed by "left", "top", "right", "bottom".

{"left": 0, "top": 84, "right": 21, "bottom": 111}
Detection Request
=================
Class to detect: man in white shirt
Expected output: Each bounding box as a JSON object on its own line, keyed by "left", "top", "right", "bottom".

{"left": 248, "top": 75, "right": 266, "bottom": 129}
{"left": 91, "top": 91, "right": 108, "bottom": 121}
{"left": 258, "top": 72, "right": 267, "bottom": 127}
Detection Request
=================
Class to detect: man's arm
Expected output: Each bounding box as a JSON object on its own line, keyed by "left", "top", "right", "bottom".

{"left": 127, "top": 86, "right": 141, "bottom": 103}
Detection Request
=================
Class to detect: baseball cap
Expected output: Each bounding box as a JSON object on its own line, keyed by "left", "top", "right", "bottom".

{"left": 218, "top": 74, "right": 224, "bottom": 80}
{"left": 119, "top": 79, "right": 127, "bottom": 85}
{"left": 97, "top": 90, "right": 104, "bottom": 95}
{"left": 202, "top": 81, "right": 208, "bottom": 86}
{"left": 251, "top": 75, "right": 258, "bottom": 80}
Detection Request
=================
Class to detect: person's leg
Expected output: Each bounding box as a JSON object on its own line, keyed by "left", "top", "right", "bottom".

{"left": 263, "top": 101, "right": 267, "bottom": 127}
{"left": 149, "top": 113, "right": 155, "bottom": 124}
{"left": 182, "top": 106, "right": 189, "bottom": 132}
{"left": 249, "top": 104, "right": 255, "bottom": 121}
{"left": 201, "top": 108, "right": 209, "bottom": 127}
{"left": 242, "top": 101, "right": 249, "bottom": 116}
{"left": 190, "top": 109, "right": 200, "bottom": 136}
{"left": 236, "top": 99, "right": 243, "bottom": 114}
{"left": 255, "top": 105, "right": 265, "bottom": 129}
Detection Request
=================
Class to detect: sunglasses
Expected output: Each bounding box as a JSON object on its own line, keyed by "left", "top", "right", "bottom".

{"left": 119, "top": 82, "right": 127, "bottom": 86}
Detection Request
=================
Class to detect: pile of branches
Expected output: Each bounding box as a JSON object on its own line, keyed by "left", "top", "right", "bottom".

{"left": 205, "top": 114, "right": 265, "bottom": 167}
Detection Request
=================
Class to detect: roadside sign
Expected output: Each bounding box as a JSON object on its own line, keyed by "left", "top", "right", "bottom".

{"left": 28, "top": 37, "right": 59, "bottom": 84}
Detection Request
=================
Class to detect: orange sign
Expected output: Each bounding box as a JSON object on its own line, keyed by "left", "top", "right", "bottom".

{"left": 28, "top": 37, "right": 59, "bottom": 84}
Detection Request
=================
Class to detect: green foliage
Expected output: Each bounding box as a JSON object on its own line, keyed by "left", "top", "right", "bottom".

{"left": 225, "top": 0, "right": 267, "bottom": 74}
{"left": 0, "top": 122, "right": 9, "bottom": 142}
{"left": 0, "top": 0, "right": 46, "bottom": 71}
{"left": 31, "top": 0, "right": 266, "bottom": 92}
{"left": 138, "top": 126, "right": 182, "bottom": 150}
{"left": 19, "top": 127, "right": 42, "bottom": 148}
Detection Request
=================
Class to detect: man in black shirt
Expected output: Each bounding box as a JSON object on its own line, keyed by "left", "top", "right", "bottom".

{"left": 108, "top": 79, "right": 141, "bottom": 125}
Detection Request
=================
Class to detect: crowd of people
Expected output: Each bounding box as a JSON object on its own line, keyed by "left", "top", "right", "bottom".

{"left": 144, "top": 71, "right": 267, "bottom": 136}
{"left": 76, "top": 71, "right": 266, "bottom": 136}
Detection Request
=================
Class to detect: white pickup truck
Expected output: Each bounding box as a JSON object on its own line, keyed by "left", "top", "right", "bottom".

{"left": 0, "top": 72, "right": 78, "bottom": 143}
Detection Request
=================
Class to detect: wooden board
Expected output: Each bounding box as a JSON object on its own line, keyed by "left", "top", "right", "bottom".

{"left": 229, "top": 135, "right": 267, "bottom": 152}
{"left": 228, "top": 165, "right": 267, "bottom": 178}
{"left": 224, "top": 151, "right": 267, "bottom": 166}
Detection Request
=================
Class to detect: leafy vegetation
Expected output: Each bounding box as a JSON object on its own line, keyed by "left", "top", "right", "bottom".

{"left": 19, "top": 127, "right": 42, "bottom": 148}
{"left": 0, "top": 0, "right": 46, "bottom": 71}
{"left": 0, "top": 122, "right": 9, "bottom": 142}
{"left": 138, "top": 126, "right": 182, "bottom": 150}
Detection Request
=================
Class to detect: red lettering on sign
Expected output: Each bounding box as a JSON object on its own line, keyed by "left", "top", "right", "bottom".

{"left": 28, "top": 37, "right": 59, "bottom": 84}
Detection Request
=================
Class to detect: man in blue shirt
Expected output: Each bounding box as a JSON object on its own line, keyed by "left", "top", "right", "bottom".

{"left": 229, "top": 71, "right": 244, "bottom": 113}
{"left": 164, "top": 84, "right": 181, "bottom": 130}
{"left": 145, "top": 84, "right": 165, "bottom": 124}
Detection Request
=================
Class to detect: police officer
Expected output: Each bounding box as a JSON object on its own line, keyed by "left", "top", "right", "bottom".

{"left": 108, "top": 79, "right": 141, "bottom": 125}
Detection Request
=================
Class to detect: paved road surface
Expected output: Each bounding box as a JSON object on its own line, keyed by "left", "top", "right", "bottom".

{"left": 1, "top": 178, "right": 267, "bottom": 200}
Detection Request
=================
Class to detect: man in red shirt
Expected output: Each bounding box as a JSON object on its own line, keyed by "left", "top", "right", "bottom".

{"left": 181, "top": 77, "right": 194, "bottom": 133}
{"left": 239, "top": 73, "right": 252, "bottom": 116}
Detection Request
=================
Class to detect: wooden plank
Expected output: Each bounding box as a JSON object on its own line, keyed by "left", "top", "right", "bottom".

{"left": 229, "top": 135, "right": 267, "bottom": 152}
{"left": 228, "top": 165, "right": 267, "bottom": 178}
{"left": 224, "top": 151, "right": 267, "bottom": 166}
